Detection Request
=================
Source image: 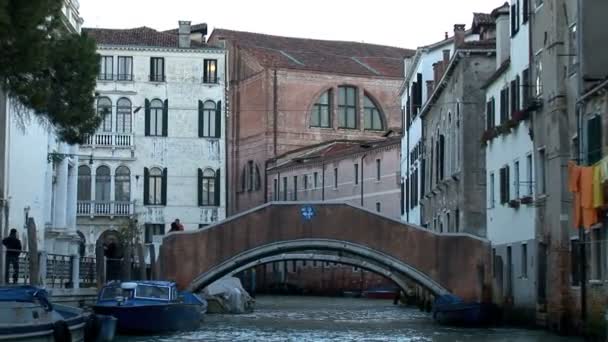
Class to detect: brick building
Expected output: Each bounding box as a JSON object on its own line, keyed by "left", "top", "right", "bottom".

{"left": 207, "top": 29, "right": 413, "bottom": 215}
{"left": 266, "top": 136, "right": 402, "bottom": 218}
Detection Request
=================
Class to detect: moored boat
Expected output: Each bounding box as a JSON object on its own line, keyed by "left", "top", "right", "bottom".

{"left": 93, "top": 281, "right": 207, "bottom": 335}
{"left": 362, "top": 286, "right": 398, "bottom": 300}
{"left": 0, "top": 286, "right": 100, "bottom": 342}
{"left": 432, "top": 294, "right": 497, "bottom": 326}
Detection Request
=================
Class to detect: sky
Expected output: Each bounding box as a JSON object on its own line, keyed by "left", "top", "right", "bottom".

{"left": 79, "top": 0, "right": 507, "bottom": 49}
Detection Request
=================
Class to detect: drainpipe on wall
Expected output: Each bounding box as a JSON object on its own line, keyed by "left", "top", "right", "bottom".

{"left": 360, "top": 154, "right": 367, "bottom": 207}
{"left": 264, "top": 160, "right": 270, "bottom": 203}
{"left": 321, "top": 162, "right": 325, "bottom": 201}
{"left": 273, "top": 69, "right": 278, "bottom": 157}
{"left": 576, "top": 0, "right": 587, "bottom": 323}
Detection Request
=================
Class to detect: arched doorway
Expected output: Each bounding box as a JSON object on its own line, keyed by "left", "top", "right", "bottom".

{"left": 96, "top": 230, "right": 124, "bottom": 281}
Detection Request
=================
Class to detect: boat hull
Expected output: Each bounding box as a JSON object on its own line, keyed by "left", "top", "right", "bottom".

{"left": 0, "top": 304, "right": 88, "bottom": 342}
{"left": 93, "top": 303, "right": 203, "bottom": 334}
{"left": 362, "top": 291, "right": 397, "bottom": 300}
{"left": 432, "top": 303, "right": 496, "bottom": 326}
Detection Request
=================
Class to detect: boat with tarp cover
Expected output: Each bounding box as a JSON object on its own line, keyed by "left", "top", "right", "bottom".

{"left": 93, "top": 281, "right": 207, "bottom": 335}
{"left": 0, "top": 286, "right": 98, "bottom": 342}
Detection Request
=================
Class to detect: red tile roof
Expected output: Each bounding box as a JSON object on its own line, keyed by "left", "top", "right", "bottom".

{"left": 209, "top": 29, "right": 414, "bottom": 78}
{"left": 83, "top": 26, "right": 210, "bottom": 49}
{"left": 269, "top": 137, "right": 401, "bottom": 171}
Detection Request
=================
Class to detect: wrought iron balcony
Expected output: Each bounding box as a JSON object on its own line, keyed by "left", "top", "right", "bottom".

{"left": 77, "top": 201, "right": 134, "bottom": 217}
{"left": 81, "top": 133, "right": 133, "bottom": 148}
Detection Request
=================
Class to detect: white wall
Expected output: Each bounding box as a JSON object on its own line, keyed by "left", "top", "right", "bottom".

{"left": 4, "top": 101, "right": 78, "bottom": 253}
{"left": 485, "top": 4, "right": 533, "bottom": 245}
{"left": 80, "top": 46, "right": 227, "bottom": 250}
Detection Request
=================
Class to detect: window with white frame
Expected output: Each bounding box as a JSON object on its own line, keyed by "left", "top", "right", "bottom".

{"left": 149, "top": 99, "right": 164, "bottom": 136}
{"left": 116, "top": 98, "right": 132, "bottom": 133}
{"left": 97, "top": 97, "right": 112, "bottom": 132}
{"left": 148, "top": 167, "right": 163, "bottom": 205}
{"left": 117, "top": 56, "right": 133, "bottom": 81}
{"left": 99, "top": 56, "right": 113, "bottom": 80}
{"left": 114, "top": 166, "right": 131, "bottom": 202}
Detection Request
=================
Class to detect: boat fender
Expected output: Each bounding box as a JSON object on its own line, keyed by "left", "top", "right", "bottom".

{"left": 52, "top": 320, "right": 72, "bottom": 342}
{"left": 84, "top": 314, "right": 99, "bottom": 342}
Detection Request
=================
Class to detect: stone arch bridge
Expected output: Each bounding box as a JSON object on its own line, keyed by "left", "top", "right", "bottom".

{"left": 160, "top": 203, "right": 492, "bottom": 302}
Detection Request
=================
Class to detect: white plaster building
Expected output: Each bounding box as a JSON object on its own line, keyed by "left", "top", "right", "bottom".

{"left": 0, "top": 0, "right": 84, "bottom": 257}
{"left": 483, "top": 3, "right": 537, "bottom": 312}
{"left": 400, "top": 22, "right": 482, "bottom": 226}
{"left": 80, "top": 22, "right": 227, "bottom": 260}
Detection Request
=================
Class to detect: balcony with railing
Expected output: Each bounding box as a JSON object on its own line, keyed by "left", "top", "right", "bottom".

{"left": 81, "top": 133, "right": 133, "bottom": 148}
{"left": 77, "top": 201, "right": 134, "bottom": 217}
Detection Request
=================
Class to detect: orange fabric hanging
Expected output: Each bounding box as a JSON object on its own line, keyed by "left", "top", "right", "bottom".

{"left": 581, "top": 166, "right": 599, "bottom": 229}
{"left": 568, "top": 161, "right": 581, "bottom": 192}
{"left": 581, "top": 167, "right": 594, "bottom": 209}
{"left": 593, "top": 165, "right": 604, "bottom": 208}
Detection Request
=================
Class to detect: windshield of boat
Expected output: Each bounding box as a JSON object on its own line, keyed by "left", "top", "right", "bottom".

{"left": 135, "top": 285, "right": 170, "bottom": 300}
{"left": 100, "top": 286, "right": 124, "bottom": 300}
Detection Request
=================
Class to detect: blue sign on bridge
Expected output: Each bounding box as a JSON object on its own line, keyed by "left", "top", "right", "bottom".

{"left": 300, "top": 206, "right": 315, "bottom": 221}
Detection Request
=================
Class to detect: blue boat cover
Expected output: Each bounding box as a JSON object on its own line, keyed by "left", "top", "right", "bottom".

{"left": 434, "top": 294, "right": 463, "bottom": 306}
{"left": 0, "top": 286, "right": 53, "bottom": 311}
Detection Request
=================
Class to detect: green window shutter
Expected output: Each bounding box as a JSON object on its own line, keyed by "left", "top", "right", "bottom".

{"left": 203, "top": 60, "right": 208, "bottom": 83}
{"left": 143, "top": 167, "right": 150, "bottom": 205}
{"left": 506, "top": 166, "right": 511, "bottom": 201}
{"left": 215, "top": 100, "right": 222, "bottom": 138}
{"left": 588, "top": 116, "right": 602, "bottom": 164}
{"left": 197, "top": 168, "right": 203, "bottom": 206}
{"left": 198, "top": 100, "right": 204, "bottom": 138}
{"left": 161, "top": 168, "right": 168, "bottom": 205}
{"left": 144, "top": 99, "right": 151, "bottom": 136}
{"left": 162, "top": 99, "right": 169, "bottom": 137}
{"left": 214, "top": 169, "right": 221, "bottom": 206}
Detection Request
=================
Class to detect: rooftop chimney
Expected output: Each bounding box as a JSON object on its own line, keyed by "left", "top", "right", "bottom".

{"left": 442, "top": 49, "right": 451, "bottom": 67}
{"left": 426, "top": 80, "right": 435, "bottom": 100}
{"left": 453, "top": 24, "right": 466, "bottom": 49}
{"left": 445, "top": 32, "right": 448, "bottom": 40}
{"left": 178, "top": 21, "right": 191, "bottom": 48}
{"left": 493, "top": 5, "right": 511, "bottom": 69}
{"left": 433, "top": 62, "right": 444, "bottom": 85}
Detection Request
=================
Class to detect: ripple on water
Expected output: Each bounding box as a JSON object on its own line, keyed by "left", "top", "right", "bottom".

{"left": 118, "top": 296, "right": 583, "bottom": 342}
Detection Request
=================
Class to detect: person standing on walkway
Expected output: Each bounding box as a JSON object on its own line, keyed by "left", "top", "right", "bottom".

{"left": 2, "top": 229, "right": 22, "bottom": 284}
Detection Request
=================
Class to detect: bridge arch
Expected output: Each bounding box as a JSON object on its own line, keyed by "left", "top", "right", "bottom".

{"left": 188, "top": 239, "right": 450, "bottom": 295}
{"left": 206, "top": 252, "right": 423, "bottom": 296}
{"left": 160, "top": 203, "right": 491, "bottom": 302}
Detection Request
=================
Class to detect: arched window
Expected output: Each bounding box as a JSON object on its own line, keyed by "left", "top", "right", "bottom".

{"left": 97, "top": 97, "right": 112, "bottom": 132}
{"left": 95, "top": 166, "right": 111, "bottom": 201}
{"left": 363, "top": 95, "right": 383, "bottom": 130}
{"left": 116, "top": 98, "right": 132, "bottom": 133}
{"left": 77, "top": 165, "right": 91, "bottom": 201}
{"left": 202, "top": 100, "right": 217, "bottom": 137}
{"left": 115, "top": 166, "right": 130, "bottom": 202}
{"left": 201, "top": 169, "right": 216, "bottom": 206}
{"left": 338, "top": 86, "right": 357, "bottom": 129}
{"left": 149, "top": 99, "right": 164, "bottom": 136}
{"left": 148, "top": 167, "right": 163, "bottom": 205}
{"left": 311, "top": 90, "right": 331, "bottom": 128}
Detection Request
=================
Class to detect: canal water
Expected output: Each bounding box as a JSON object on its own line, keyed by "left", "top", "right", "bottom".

{"left": 120, "top": 295, "right": 583, "bottom": 341}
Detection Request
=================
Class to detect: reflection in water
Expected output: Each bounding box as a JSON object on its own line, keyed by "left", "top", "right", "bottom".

{"left": 119, "top": 296, "right": 582, "bottom": 342}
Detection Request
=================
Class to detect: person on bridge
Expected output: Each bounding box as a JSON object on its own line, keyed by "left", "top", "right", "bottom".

{"left": 169, "top": 219, "right": 184, "bottom": 233}
{"left": 2, "top": 229, "right": 22, "bottom": 284}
